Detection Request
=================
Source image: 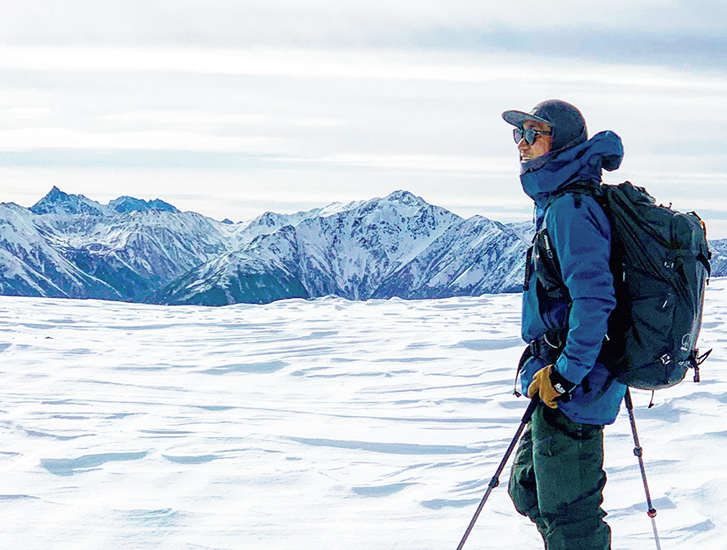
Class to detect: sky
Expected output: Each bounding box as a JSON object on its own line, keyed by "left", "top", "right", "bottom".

{"left": 1, "top": 1, "right": 727, "bottom": 235}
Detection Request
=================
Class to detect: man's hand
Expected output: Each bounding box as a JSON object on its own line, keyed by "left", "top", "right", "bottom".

{"left": 528, "top": 365, "right": 576, "bottom": 408}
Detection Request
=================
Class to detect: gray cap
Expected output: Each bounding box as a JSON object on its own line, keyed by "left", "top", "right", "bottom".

{"left": 502, "top": 100, "right": 588, "bottom": 151}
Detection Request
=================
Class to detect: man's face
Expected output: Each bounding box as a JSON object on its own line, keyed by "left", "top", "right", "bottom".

{"left": 518, "top": 119, "right": 553, "bottom": 163}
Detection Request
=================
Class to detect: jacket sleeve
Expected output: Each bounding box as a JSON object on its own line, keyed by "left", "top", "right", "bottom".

{"left": 545, "top": 194, "right": 616, "bottom": 385}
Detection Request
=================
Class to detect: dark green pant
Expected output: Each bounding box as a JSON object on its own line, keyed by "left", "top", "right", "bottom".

{"left": 508, "top": 404, "right": 611, "bottom": 550}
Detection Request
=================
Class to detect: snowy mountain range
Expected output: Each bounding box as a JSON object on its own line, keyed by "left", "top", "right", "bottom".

{"left": 1, "top": 187, "right": 725, "bottom": 306}
{"left": 0, "top": 188, "right": 530, "bottom": 305}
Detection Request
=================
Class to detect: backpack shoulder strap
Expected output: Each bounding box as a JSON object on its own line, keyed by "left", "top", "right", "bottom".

{"left": 534, "top": 180, "right": 609, "bottom": 305}
{"left": 543, "top": 180, "right": 604, "bottom": 212}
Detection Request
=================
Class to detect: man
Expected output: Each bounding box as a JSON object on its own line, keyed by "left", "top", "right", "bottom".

{"left": 502, "top": 100, "right": 627, "bottom": 550}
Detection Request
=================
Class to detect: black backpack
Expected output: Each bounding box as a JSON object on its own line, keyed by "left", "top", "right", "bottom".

{"left": 534, "top": 181, "right": 711, "bottom": 390}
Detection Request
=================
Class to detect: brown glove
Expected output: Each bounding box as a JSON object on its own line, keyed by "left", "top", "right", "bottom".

{"left": 528, "top": 365, "right": 576, "bottom": 409}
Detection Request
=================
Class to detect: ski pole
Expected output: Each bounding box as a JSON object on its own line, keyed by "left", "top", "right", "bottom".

{"left": 455, "top": 396, "right": 539, "bottom": 550}
{"left": 624, "top": 389, "right": 662, "bottom": 550}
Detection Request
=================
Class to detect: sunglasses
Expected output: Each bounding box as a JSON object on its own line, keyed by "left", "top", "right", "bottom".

{"left": 513, "top": 127, "right": 552, "bottom": 145}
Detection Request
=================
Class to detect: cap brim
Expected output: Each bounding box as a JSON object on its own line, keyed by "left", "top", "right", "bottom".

{"left": 502, "top": 110, "right": 551, "bottom": 128}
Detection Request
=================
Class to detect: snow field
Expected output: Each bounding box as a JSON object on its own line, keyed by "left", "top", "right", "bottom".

{"left": 0, "top": 280, "right": 726, "bottom": 549}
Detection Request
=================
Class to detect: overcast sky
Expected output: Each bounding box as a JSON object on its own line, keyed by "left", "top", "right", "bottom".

{"left": 2, "top": 1, "right": 727, "bottom": 235}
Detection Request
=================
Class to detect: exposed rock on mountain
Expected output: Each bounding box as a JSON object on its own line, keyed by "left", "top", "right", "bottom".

{"left": 4, "top": 187, "right": 722, "bottom": 306}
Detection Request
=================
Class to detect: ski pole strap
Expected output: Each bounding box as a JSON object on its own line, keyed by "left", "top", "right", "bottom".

{"left": 529, "top": 329, "right": 566, "bottom": 363}
{"left": 513, "top": 330, "right": 566, "bottom": 396}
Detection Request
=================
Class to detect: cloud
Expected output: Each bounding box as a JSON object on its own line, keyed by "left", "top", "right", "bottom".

{"left": 4, "top": 44, "right": 727, "bottom": 87}
{"left": 1, "top": 1, "right": 726, "bottom": 70}
{"left": 287, "top": 153, "right": 512, "bottom": 174}
{"left": 98, "top": 110, "right": 345, "bottom": 128}
{"left": 0, "top": 128, "right": 286, "bottom": 153}
{"left": 1, "top": 3, "right": 726, "bottom": 234}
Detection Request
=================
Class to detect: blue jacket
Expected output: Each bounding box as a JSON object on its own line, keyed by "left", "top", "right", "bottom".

{"left": 519, "top": 131, "right": 627, "bottom": 425}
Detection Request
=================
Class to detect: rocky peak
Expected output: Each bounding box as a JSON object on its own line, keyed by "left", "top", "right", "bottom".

{"left": 384, "top": 190, "right": 426, "bottom": 207}
{"left": 108, "top": 196, "right": 179, "bottom": 214}
{"left": 30, "top": 186, "right": 106, "bottom": 217}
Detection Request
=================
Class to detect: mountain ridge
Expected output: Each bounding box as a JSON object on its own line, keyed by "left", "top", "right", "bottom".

{"left": 2, "top": 187, "right": 725, "bottom": 306}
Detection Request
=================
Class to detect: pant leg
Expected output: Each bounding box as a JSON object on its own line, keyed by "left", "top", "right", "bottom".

{"left": 508, "top": 422, "right": 548, "bottom": 543}
{"left": 532, "top": 405, "right": 611, "bottom": 550}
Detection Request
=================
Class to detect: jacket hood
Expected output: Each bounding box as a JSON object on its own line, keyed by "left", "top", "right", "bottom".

{"left": 520, "top": 131, "right": 624, "bottom": 206}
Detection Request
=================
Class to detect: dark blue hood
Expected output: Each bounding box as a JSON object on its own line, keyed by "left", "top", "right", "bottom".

{"left": 520, "top": 131, "right": 624, "bottom": 207}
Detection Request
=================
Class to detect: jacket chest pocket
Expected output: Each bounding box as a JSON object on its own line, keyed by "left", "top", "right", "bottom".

{"left": 533, "top": 228, "right": 570, "bottom": 303}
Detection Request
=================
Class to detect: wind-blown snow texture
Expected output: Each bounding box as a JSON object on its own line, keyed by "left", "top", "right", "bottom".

{"left": 1, "top": 281, "right": 725, "bottom": 549}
